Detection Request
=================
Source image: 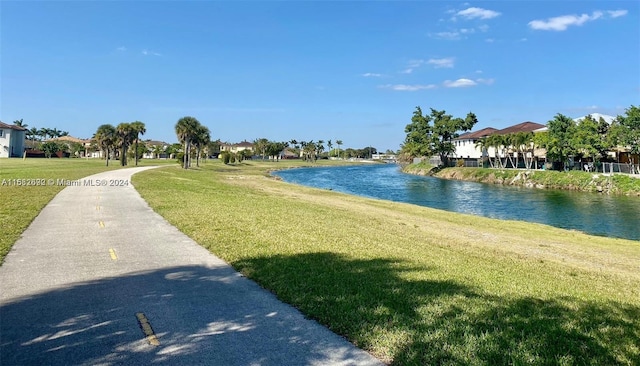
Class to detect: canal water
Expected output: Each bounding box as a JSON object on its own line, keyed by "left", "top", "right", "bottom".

{"left": 273, "top": 164, "right": 640, "bottom": 241}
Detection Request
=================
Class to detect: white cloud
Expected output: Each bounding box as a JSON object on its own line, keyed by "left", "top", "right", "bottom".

{"left": 427, "top": 57, "right": 455, "bottom": 68}
{"left": 380, "top": 84, "right": 437, "bottom": 91}
{"left": 443, "top": 78, "right": 477, "bottom": 88}
{"left": 429, "top": 31, "right": 461, "bottom": 40}
{"left": 401, "top": 59, "right": 425, "bottom": 74}
{"left": 478, "top": 24, "right": 490, "bottom": 32}
{"left": 116, "top": 46, "right": 126, "bottom": 51}
{"left": 608, "top": 9, "right": 628, "bottom": 18}
{"left": 362, "top": 73, "right": 382, "bottom": 77}
{"left": 528, "top": 11, "right": 604, "bottom": 31}
{"left": 456, "top": 7, "right": 501, "bottom": 20}
{"left": 485, "top": 38, "right": 495, "bottom": 43}
{"left": 142, "top": 49, "right": 162, "bottom": 56}
{"left": 476, "top": 78, "right": 495, "bottom": 85}
{"left": 519, "top": 38, "right": 528, "bottom": 42}
{"left": 475, "top": 70, "right": 483, "bottom": 74}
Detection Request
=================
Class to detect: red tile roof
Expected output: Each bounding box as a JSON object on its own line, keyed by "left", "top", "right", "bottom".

{"left": 494, "top": 121, "right": 545, "bottom": 135}
{"left": 455, "top": 127, "right": 499, "bottom": 140}
{"left": 0, "top": 121, "right": 27, "bottom": 131}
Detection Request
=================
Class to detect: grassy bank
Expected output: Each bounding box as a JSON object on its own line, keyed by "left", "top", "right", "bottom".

{"left": 0, "top": 158, "right": 177, "bottom": 263}
{"left": 403, "top": 164, "right": 640, "bottom": 196}
{"left": 134, "top": 160, "right": 640, "bottom": 365}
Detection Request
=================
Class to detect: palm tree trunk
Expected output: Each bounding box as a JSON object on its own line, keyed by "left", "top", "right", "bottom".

{"left": 183, "top": 141, "right": 189, "bottom": 169}
{"left": 135, "top": 135, "right": 139, "bottom": 166}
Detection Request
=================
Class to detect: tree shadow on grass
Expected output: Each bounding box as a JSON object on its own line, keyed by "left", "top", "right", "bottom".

{"left": 234, "top": 252, "right": 640, "bottom": 365}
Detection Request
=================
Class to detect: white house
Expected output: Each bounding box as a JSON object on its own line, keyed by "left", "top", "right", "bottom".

{"left": 452, "top": 127, "right": 498, "bottom": 159}
{"left": 0, "top": 121, "right": 26, "bottom": 158}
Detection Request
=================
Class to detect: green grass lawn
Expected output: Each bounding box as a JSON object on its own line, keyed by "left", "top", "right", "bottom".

{"left": 0, "top": 157, "right": 177, "bottom": 262}
{"left": 132, "top": 160, "right": 640, "bottom": 365}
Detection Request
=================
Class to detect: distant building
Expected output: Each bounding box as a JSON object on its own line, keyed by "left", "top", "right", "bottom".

{"left": 0, "top": 121, "right": 26, "bottom": 158}
{"left": 143, "top": 140, "right": 171, "bottom": 159}
{"left": 220, "top": 141, "right": 254, "bottom": 153}
{"left": 48, "top": 136, "right": 93, "bottom": 157}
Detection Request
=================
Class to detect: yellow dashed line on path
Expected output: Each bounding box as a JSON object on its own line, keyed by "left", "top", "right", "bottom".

{"left": 135, "top": 313, "right": 160, "bottom": 346}
{"left": 96, "top": 205, "right": 101, "bottom": 211}
{"left": 99, "top": 221, "right": 105, "bottom": 228}
{"left": 109, "top": 248, "right": 117, "bottom": 261}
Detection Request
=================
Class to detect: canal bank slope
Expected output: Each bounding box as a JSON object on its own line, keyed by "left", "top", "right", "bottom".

{"left": 402, "top": 163, "right": 640, "bottom": 196}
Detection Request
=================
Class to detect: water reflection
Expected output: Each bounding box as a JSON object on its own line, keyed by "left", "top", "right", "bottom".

{"left": 274, "top": 164, "right": 640, "bottom": 241}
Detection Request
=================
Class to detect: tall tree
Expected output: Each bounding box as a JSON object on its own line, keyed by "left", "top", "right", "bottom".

{"left": 253, "top": 138, "right": 269, "bottom": 160}
{"left": 50, "top": 128, "right": 62, "bottom": 139}
{"left": 486, "top": 134, "right": 505, "bottom": 168}
{"left": 265, "top": 141, "right": 289, "bottom": 161}
{"left": 474, "top": 137, "right": 493, "bottom": 168}
{"left": 39, "top": 127, "right": 51, "bottom": 140}
{"left": 317, "top": 140, "right": 325, "bottom": 158}
{"left": 545, "top": 113, "right": 576, "bottom": 170}
{"left": 193, "top": 124, "right": 211, "bottom": 167}
{"left": 94, "top": 124, "right": 117, "bottom": 166}
{"left": 400, "top": 106, "right": 433, "bottom": 160}
{"left": 430, "top": 108, "right": 478, "bottom": 167}
{"left": 175, "top": 116, "right": 201, "bottom": 169}
{"left": 116, "top": 123, "right": 135, "bottom": 166}
{"left": 327, "top": 140, "right": 333, "bottom": 157}
{"left": 336, "top": 140, "right": 343, "bottom": 159}
{"left": 610, "top": 105, "right": 640, "bottom": 170}
{"left": 573, "top": 115, "right": 603, "bottom": 165}
{"left": 13, "top": 119, "right": 27, "bottom": 128}
{"left": 130, "top": 121, "right": 146, "bottom": 166}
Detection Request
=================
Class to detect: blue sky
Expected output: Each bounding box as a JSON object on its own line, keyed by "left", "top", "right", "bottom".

{"left": 1, "top": 1, "right": 638, "bottom": 151}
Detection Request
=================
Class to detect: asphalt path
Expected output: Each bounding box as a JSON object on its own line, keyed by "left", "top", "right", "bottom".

{"left": 0, "top": 167, "right": 383, "bottom": 366}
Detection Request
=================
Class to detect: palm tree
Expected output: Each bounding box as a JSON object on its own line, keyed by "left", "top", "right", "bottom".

{"left": 254, "top": 138, "right": 269, "bottom": 160}
{"left": 130, "top": 121, "right": 146, "bottom": 166}
{"left": 193, "top": 124, "right": 211, "bottom": 167}
{"left": 317, "top": 140, "right": 325, "bottom": 159}
{"left": 116, "top": 122, "right": 135, "bottom": 166}
{"left": 50, "top": 128, "right": 62, "bottom": 139}
{"left": 94, "top": 124, "right": 117, "bottom": 166}
{"left": 60, "top": 131, "right": 69, "bottom": 137}
{"left": 475, "top": 137, "right": 493, "bottom": 168}
{"left": 13, "top": 119, "right": 27, "bottom": 128}
{"left": 175, "top": 116, "right": 201, "bottom": 169}
{"left": 39, "top": 128, "right": 51, "bottom": 140}
{"left": 327, "top": 140, "right": 333, "bottom": 157}
{"left": 486, "top": 134, "right": 503, "bottom": 168}
{"left": 336, "top": 140, "right": 343, "bottom": 159}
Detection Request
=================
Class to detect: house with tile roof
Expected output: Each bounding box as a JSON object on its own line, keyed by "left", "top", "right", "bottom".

{"left": 453, "top": 127, "right": 498, "bottom": 159}
{"left": 220, "top": 141, "right": 254, "bottom": 153}
{"left": 0, "top": 121, "right": 27, "bottom": 158}
{"left": 452, "top": 122, "right": 546, "bottom": 167}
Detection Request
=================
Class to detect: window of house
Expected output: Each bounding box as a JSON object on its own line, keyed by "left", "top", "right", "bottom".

{"left": 0, "top": 129, "right": 4, "bottom": 137}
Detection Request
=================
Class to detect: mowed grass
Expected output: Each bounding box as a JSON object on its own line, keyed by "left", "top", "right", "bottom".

{"left": 0, "top": 158, "right": 177, "bottom": 263}
{"left": 133, "top": 160, "right": 640, "bottom": 365}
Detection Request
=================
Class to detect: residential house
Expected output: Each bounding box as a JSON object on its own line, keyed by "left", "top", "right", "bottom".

{"left": 453, "top": 127, "right": 498, "bottom": 159}
{"left": 452, "top": 122, "right": 545, "bottom": 167}
{"left": 49, "top": 135, "right": 93, "bottom": 157}
{"left": 220, "top": 141, "right": 254, "bottom": 154}
{"left": 143, "top": 140, "right": 171, "bottom": 159}
{"left": 0, "top": 121, "right": 26, "bottom": 158}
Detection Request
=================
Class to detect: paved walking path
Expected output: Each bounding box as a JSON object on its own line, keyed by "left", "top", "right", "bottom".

{"left": 0, "top": 167, "right": 383, "bottom": 366}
